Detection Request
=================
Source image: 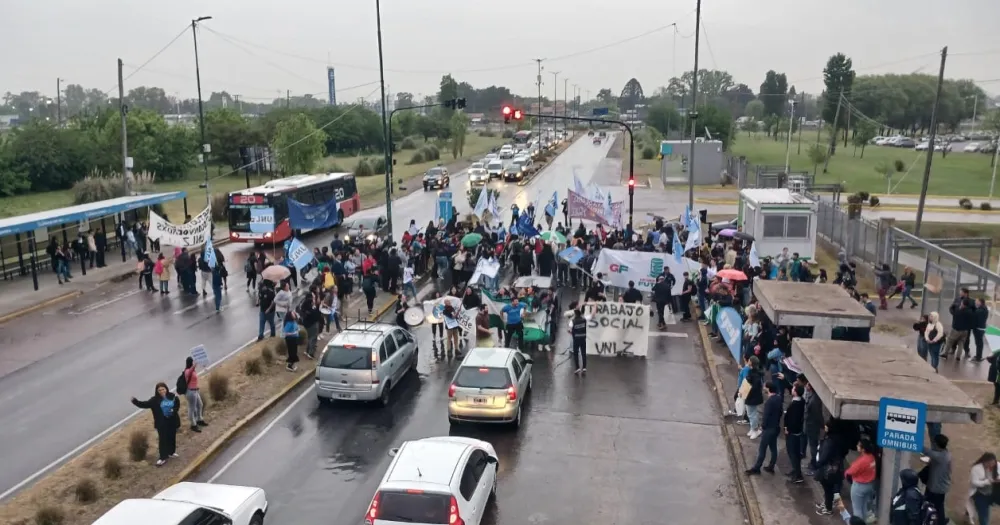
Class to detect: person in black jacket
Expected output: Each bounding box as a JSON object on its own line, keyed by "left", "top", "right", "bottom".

{"left": 747, "top": 381, "right": 782, "bottom": 475}
{"left": 815, "top": 419, "right": 850, "bottom": 515}
{"left": 970, "top": 298, "right": 989, "bottom": 361}
{"left": 131, "top": 382, "right": 181, "bottom": 466}
{"left": 943, "top": 292, "right": 974, "bottom": 360}
{"left": 784, "top": 384, "right": 806, "bottom": 483}
{"left": 622, "top": 280, "right": 643, "bottom": 304}
{"left": 889, "top": 469, "right": 924, "bottom": 525}
{"left": 651, "top": 276, "right": 671, "bottom": 329}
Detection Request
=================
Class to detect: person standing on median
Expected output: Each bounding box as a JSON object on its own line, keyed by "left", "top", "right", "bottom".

{"left": 180, "top": 357, "right": 208, "bottom": 433}
{"left": 283, "top": 310, "right": 301, "bottom": 372}
{"left": 746, "top": 381, "right": 782, "bottom": 476}
{"left": 130, "top": 382, "right": 180, "bottom": 467}
{"left": 257, "top": 281, "right": 277, "bottom": 341}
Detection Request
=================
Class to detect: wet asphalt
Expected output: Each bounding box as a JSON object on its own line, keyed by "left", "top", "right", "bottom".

{"left": 0, "top": 134, "right": 617, "bottom": 499}
{"left": 193, "top": 306, "right": 746, "bottom": 525}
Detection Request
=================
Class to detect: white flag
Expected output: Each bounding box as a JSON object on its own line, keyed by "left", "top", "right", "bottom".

{"left": 749, "top": 242, "right": 761, "bottom": 267}
{"left": 573, "top": 170, "right": 586, "bottom": 194}
{"left": 473, "top": 187, "right": 489, "bottom": 218}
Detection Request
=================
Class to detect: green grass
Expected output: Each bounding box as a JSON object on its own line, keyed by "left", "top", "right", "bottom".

{"left": 0, "top": 133, "right": 505, "bottom": 222}
{"left": 731, "top": 131, "right": 997, "bottom": 197}
{"left": 895, "top": 221, "right": 1000, "bottom": 270}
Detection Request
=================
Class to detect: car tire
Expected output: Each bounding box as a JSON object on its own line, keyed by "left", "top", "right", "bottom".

{"left": 379, "top": 381, "right": 392, "bottom": 407}
{"left": 317, "top": 395, "right": 328, "bottom": 405}
{"left": 249, "top": 511, "right": 265, "bottom": 525}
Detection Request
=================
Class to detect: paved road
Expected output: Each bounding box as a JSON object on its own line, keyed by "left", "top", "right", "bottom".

{"left": 192, "top": 298, "right": 745, "bottom": 525}
{"left": 0, "top": 133, "right": 598, "bottom": 500}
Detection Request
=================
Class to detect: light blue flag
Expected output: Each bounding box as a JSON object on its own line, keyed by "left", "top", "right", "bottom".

{"left": 488, "top": 192, "right": 501, "bottom": 219}
{"left": 573, "top": 171, "right": 586, "bottom": 194}
{"left": 286, "top": 237, "right": 314, "bottom": 271}
{"left": 672, "top": 230, "right": 684, "bottom": 264}
{"left": 544, "top": 191, "right": 558, "bottom": 217}
{"left": 473, "top": 187, "right": 489, "bottom": 218}
{"left": 683, "top": 205, "right": 691, "bottom": 228}
{"left": 204, "top": 237, "right": 217, "bottom": 269}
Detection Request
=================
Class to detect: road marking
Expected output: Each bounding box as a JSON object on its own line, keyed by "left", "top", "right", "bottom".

{"left": 69, "top": 289, "right": 143, "bottom": 315}
{"left": 0, "top": 336, "right": 259, "bottom": 502}
{"left": 649, "top": 332, "right": 689, "bottom": 338}
{"left": 207, "top": 387, "right": 314, "bottom": 483}
{"left": 173, "top": 301, "right": 204, "bottom": 315}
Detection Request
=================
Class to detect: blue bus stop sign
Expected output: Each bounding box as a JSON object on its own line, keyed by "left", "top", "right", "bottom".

{"left": 876, "top": 397, "right": 927, "bottom": 452}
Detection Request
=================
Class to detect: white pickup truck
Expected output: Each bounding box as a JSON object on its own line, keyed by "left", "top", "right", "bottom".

{"left": 93, "top": 482, "right": 268, "bottom": 525}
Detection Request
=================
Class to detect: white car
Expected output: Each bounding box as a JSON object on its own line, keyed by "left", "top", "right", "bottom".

{"left": 365, "top": 436, "right": 498, "bottom": 525}
{"left": 499, "top": 146, "right": 515, "bottom": 159}
{"left": 468, "top": 167, "right": 489, "bottom": 185}
{"left": 483, "top": 153, "right": 499, "bottom": 164}
{"left": 94, "top": 482, "right": 268, "bottom": 525}
{"left": 914, "top": 142, "right": 931, "bottom": 151}
{"left": 964, "top": 142, "right": 982, "bottom": 153}
{"left": 486, "top": 160, "right": 504, "bottom": 180}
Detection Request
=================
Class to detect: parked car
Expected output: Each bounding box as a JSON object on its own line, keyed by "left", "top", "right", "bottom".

{"left": 365, "top": 436, "right": 498, "bottom": 525}
{"left": 422, "top": 166, "right": 450, "bottom": 191}
{"left": 343, "top": 215, "right": 389, "bottom": 245}
{"left": 315, "top": 322, "right": 417, "bottom": 406}
{"left": 896, "top": 137, "right": 916, "bottom": 148}
{"left": 448, "top": 347, "right": 533, "bottom": 428}
{"left": 94, "top": 482, "right": 268, "bottom": 525}
{"left": 964, "top": 142, "right": 983, "bottom": 153}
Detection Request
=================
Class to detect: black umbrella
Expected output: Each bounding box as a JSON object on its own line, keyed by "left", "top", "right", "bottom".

{"left": 733, "top": 232, "right": 755, "bottom": 241}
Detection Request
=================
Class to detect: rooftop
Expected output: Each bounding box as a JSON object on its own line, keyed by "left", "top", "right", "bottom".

{"left": 754, "top": 281, "right": 874, "bottom": 325}
{"left": 794, "top": 339, "right": 982, "bottom": 423}
{"left": 463, "top": 347, "right": 516, "bottom": 369}
{"left": 739, "top": 188, "right": 814, "bottom": 205}
{"left": 0, "top": 192, "right": 185, "bottom": 237}
{"left": 388, "top": 438, "right": 468, "bottom": 486}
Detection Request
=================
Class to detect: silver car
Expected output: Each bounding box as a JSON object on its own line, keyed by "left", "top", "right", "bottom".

{"left": 447, "top": 347, "right": 533, "bottom": 428}
{"left": 468, "top": 167, "right": 490, "bottom": 185}
{"left": 315, "top": 323, "right": 418, "bottom": 406}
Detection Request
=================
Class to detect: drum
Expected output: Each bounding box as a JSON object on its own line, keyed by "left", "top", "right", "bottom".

{"left": 319, "top": 306, "right": 332, "bottom": 316}
{"left": 404, "top": 306, "right": 425, "bottom": 327}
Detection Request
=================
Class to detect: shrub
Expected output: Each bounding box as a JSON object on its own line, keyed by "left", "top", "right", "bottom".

{"left": 243, "top": 357, "right": 263, "bottom": 376}
{"left": 73, "top": 170, "right": 155, "bottom": 204}
{"left": 34, "top": 506, "right": 65, "bottom": 525}
{"left": 127, "top": 430, "right": 149, "bottom": 461}
{"left": 400, "top": 136, "right": 417, "bottom": 149}
{"left": 857, "top": 191, "right": 870, "bottom": 201}
{"left": 407, "top": 150, "right": 426, "bottom": 165}
{"left": 369, "top": 156, "right": 387, "bottom": 175}
{"left": 353, "top": 158, "right": 374, "bottom": 178}
{"left": 642, "top": 146, "right": 655, "bottom": 160}
{"left": 981, "top": 202, "right": 992, "bottom": 211}
{"left": 422, "top": 145, "right": 441, "bottom": 161}
{"left": 478, "top": 130, "right": 496, "bottom": 138}
{"left": 210, "top": 192, "right": 229, "bottom": 222}
{"left": 869, "top": 196, "right": 880, "bottom": 207}
{"left": 893, "top": 159, "right": 906, "bottom": 173}
{"left": 501, "top": 130, "right": 514, "bottom": 139}
{"left": 261, "top": 346, "right": 275, "bottom": 364}
{"left": 325, "top": 161, "right": 344, "bottom": 172}
{"left": 273, "top": 338, "right": 288, "bottom": 356}
{"left": 74, "top": 478, "right": 99, "bottom": 504}
{"left": 103, "top": 456, "right": 123, "bottom": 479}
{"left": 208, "top": 373, "right": 231, "bottom": 402}
{"left": 959, "top": 197, "right": 973, "bottom": 209}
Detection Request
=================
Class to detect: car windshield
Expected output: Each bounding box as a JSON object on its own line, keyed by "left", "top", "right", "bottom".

{"left": 488, "top": 162, "right": 503, "bottom": 170}
{"left": 349, "top": 217, "right": 381, "bottom": 230}
{"left": 512, "top": 160, "right": 525, "bottom": 168}
{"left": 377, "top": 491, "right": 450, "bottom": 524}
{"left": 320, "top": 345, "right": 372, "bottom": 370}
{"left": 425, "top": 168, "right": 444, "bottom": 177}
{"left": 470, "top": 163, "right": 484, "bottom": 169}
{"left": 454, "top": 366, "right": 511, "bottom": 389}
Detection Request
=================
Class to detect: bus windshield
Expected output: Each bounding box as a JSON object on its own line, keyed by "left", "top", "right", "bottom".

{"left": 513, "top": 131, "right": 533, "bottom": 145}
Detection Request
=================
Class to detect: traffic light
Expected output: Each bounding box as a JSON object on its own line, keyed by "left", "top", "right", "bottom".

{"left": 513, "top": 109, "right": 523, "bottom": 120}
{"left": 627, "top": 175, "right": 636, "bottom": 195}
{"left": 442, "top": 98, "right": 466, "bottom": 110}
{"left": 699, "top": 209, "right": 708, "bottom": 224}
{"left": 502, "top": 105, "right": 512, "bottom": 123}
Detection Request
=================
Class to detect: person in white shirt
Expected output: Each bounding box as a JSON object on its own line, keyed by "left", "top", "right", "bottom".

{"left": 402, "top": 262, "right": 416, "bottom": 300}
{"left": 274, "top": 282, "right": 293, "bottom": 335}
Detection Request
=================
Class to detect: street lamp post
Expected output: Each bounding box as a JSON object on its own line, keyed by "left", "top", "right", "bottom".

{"left": 386, "top": 102, "right": 443, "bottom": 191}
{"left": 784, "top": 99, "right": 796, "bottom": 174}
{"left": 191, "top": 16, "right": 212, "bottom": 207}
{"left": 375, "top": 0, "right": 394, "bottom": 241}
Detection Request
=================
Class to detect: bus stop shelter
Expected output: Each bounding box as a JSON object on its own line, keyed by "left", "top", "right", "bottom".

{"left": 793, "top": 339, "right": 981, "bottom": 523}
{"left": 753, "top": 280, "right": 874, "bottom": 339}
{"left": 0, "top": 192, "right": 185, "bottom": 290}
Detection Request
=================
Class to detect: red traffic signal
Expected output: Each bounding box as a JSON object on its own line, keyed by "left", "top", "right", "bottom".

{"left": 627, "top": 177, "right": 636, "bottom": 187}
{"left": 513, "top": 109, "right": 523, "bottom": 120}
{"left": 502, "top": 106, "right": 512, "bottom": 116}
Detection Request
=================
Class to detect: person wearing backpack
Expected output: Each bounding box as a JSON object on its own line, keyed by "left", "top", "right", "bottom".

{"left": 130, "top": 382, "right": 181, "bottom": 467}
{"left": 890, "top": 469, "right": 927, "bottom": 525}
{"left": 177, "top": 357, "right": 208, "bottom": 433}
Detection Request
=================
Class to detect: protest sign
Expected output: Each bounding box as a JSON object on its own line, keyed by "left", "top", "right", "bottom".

{"left": 566, "top": 190, "right": 623, "bottom": 227}
{"left": 148, "top": 207, "right": 212, "bottom": 247}
{"left": 592, "top": 248, "right": 698, "bottom": 295}
{"left": 582, "top": 301, "right": 649, "bottom": 357}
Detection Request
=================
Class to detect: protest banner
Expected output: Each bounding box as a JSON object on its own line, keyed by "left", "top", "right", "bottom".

{"left": 592, "top": 248, "right": 698, "bottom": 295}
{"left": 582, "top": 301, "right": 649, "bottom": 357}
{"left": 147, "top": 207, "right": 212, "bottom": 247}
{"left": 566, "top": 190, "right": 623, "bottom": 227}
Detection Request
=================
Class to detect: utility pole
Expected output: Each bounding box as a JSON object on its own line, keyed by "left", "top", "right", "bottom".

{"left": 56, "top": 77, "right": 62, "bottom": 127}
{"left": 797, "top": 92, "right": 805, "bottom": 155}
{"left": 563, "top": 77, "right": 569, "bottom": 132}
{"left": 286, "top": 90, "right": 290, "bottom": 109}
{"left": 686, "top": 0, "right": 702, "bottom": 211}
{"left": 913, "top": 46, "right": 948, "bottom": 237}
{"left": 550, "top": 71, "right": 559, "bottom": 136}
{"left": 784, "top": 99, "right": 796, "bottom": 174}
{"left": 191, "top": 16, "right": 212, "bottom": 207}
{"left": 822, "top": 89, "right": 843, "bottom": 174}
{"left": 234, "top": 94, "right": 242, "bottom": 114}
{"left": 375, "top": 0, "right": 393, "bottom": 241}
{"left": 535, "top": 59, "right": 544, "bottom": 140}
{"left": 971, "top": 95, "right": 979, "bottom": 134}
{"left": 843, "top": 102, "right": 852, "bottom": 148}
{"left": 572, "top": 84, "right": 578, "bottom": 117}
{"left": 118, "top": 59, "right": 132, "bottom": 195}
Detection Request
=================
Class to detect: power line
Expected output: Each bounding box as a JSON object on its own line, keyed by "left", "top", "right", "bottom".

{"left": 699, "top": 21, "right": 719, "bottom": 71}
{"left": 202, "top": 28, "right": 330, "bottom": 90}
{"left": 102, "top": 25, "right": 191, "bottom": 97}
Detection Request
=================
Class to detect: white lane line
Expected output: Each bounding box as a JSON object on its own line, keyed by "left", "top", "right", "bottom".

{"left": 173, "top": 302, "right": 203, "bottom": 315}
{"left": 0, "top": 336, "right": 259, "bottom": 502}
{"left": 70, "top": 289, "right": 143, "bottom": 315}
{"left": 207, "top": 387, "right": 314, "bottom": 483}
{"left": 649, "top": 332, "right": 689, "bottom": 338}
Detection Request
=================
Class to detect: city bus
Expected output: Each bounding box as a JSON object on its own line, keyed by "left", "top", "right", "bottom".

{"left": 513, "top": 130, "right": 533, "bottom": 145}
{"left": 227, "top": 172, "right": 360, "bottom": 244}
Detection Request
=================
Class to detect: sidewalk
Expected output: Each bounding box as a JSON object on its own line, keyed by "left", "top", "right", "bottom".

{"left": 0, "top": 228, "right": 233, "bottom": 324}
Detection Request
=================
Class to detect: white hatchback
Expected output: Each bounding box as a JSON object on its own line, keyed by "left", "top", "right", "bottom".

{"left": 365, "top": 437, "right": 498, "bottom": 525}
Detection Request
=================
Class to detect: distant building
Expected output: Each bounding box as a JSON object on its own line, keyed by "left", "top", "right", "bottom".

{"left": 0, "top": 114, "right": 19, "bottom": 129}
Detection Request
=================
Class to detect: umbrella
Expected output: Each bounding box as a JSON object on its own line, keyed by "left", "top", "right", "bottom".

{"left": 540, "top": 230, "right": 566, "bottom": 244}
{"left": 717, "top": 269, "right": 748, "bottom": 281}
{"left": 261, "top": 265, "right": 291, "bottom": 282}
{"left": 733, "top": 232, "right": 754, "bottom": 241}
{"left": 718, "top": 228, "right": 737, "bottom": 237}
{"left": 461, "top": 232, "right": 483, "bottom": 248}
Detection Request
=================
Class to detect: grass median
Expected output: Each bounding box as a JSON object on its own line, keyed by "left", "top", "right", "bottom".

{"left": 0, "top": 292, "right": 397, "bottom": 525}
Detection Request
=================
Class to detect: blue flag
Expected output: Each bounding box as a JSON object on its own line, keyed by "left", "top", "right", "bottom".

{"left": 544, "top": 191, "right": 557, "bottom": 217}
{"left": 204, "top": 237, "right": 217, "bottom": 269}
{"left": 558, "top": 246, "right": 584, "bottom": 265}
{"left": 286, "top": 238, "right": 314, "bottom": 271}
{"left": 288, "top": 197, "right": 339, "bottom": 230}
{"left": 683, "top": 205, "right": 691, "bottom": 228}
{"left": 672, "top": 231, "right": 684, "bottom": 264}
{"left": 516, "top": 213, "right": 540, "bottom": 238}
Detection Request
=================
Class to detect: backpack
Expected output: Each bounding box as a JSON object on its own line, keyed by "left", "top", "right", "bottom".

{"left": 175, "top": 370, "right": 189, "bottom": 395}
{"left": 919, "top": 501, "right": 938, "bottom": 525}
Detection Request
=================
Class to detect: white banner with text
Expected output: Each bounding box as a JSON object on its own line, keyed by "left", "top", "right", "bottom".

{"left": 147, "top": 206, "right": 212, "bottom": 248}
{"left": 581, "top": 301, "right": 649, "bottom": 357}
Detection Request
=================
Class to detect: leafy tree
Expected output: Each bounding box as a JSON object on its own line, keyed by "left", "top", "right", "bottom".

{"left": 596, "top": 89, "right": 617, "bottom": 107}
{"left": 204, "top": 108, "right": 257, "bottom": 170}
{"left": 690, "top": 104, "right": 735, "bottom": 150}
{"left": 644, "top": 102, "right": 681, "bottom": 136}
{"left": 744, "top": 100, "right": 765, "bottom": 120}
{"left": 741, "top": 117, "right": 759, "bottom": 137}
{"left": 438, "top": 75, "right": 459, "bottom": 108}
{"left": 449, "top": 112, "right": 468, "bottom": 159}
{"left": 806, "top": 144, "right": 828, "bottom": 175}
{"left": 665, "top": 70, "right": 735, "bottom": 109}
{"left": 5, "top": 120, "right": 97, "bottom": 191}
{"left": 723, "top": 84, "right": 755, "bottom": 115}
{"left": 395, "top": 92, "right": 414, "bottom": 109}
{"left": 874, "top": 160, "right": 900, "bottom": 194}
{"left": 759, "top": 71, "right": 788, "bottom": 117}
{"left": 852, "top": 122, "right": 877, "bottom": 158}
{"left": 822, "top": 53, "right": 856, "bottom": 153}
{"left": 272, "top": 113, "right": 324, "bottom": 174}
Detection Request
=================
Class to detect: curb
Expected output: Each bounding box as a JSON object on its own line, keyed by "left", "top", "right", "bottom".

{"left": 0, "top": 289, "right": 83, "bottom": 324}
{"left": 695, "top": 315, "right": 765, "bottom": 525}
{"left": 370, "top": 296, "right": 399, "bottom": 321}
{"left": 169, "top": 363, "right": 315, "bottom": 485}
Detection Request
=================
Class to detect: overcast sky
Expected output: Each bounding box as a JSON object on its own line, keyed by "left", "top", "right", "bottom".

{"left": 3, "top": 0, "right": 998, "bottom": 104}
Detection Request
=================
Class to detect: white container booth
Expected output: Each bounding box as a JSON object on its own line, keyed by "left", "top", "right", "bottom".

{"left": 737, "top": 188, "right": 817, "bottom": 260}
